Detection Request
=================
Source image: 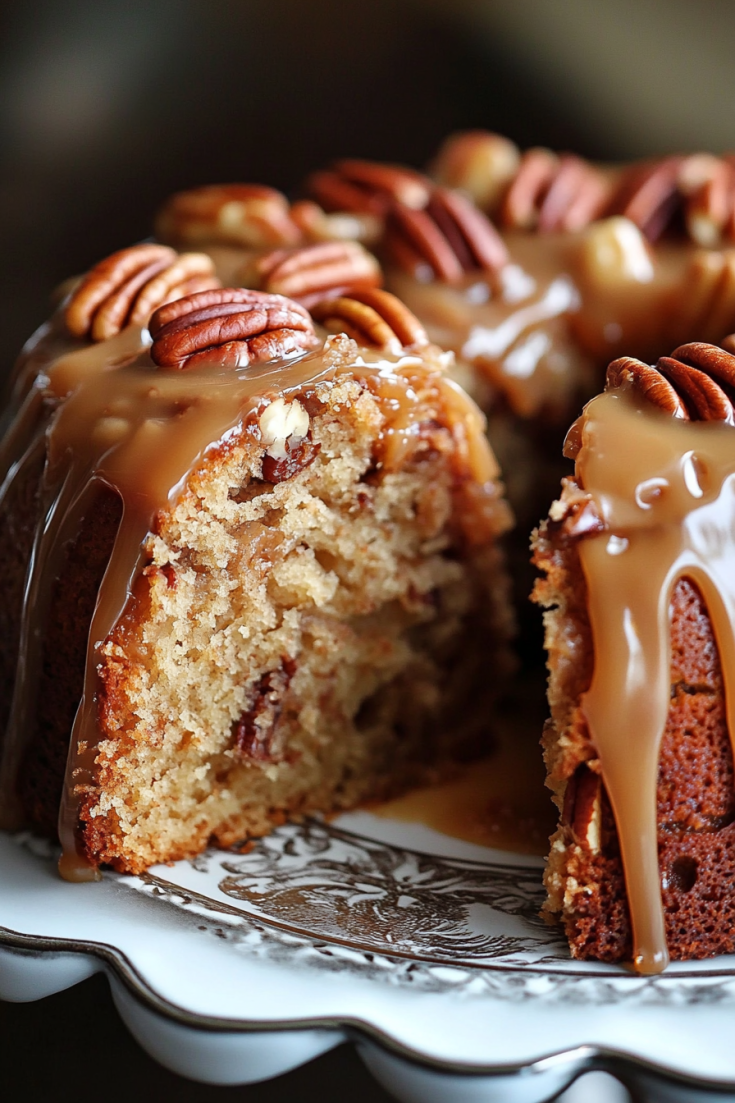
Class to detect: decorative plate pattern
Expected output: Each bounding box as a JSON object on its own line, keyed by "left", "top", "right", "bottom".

{"left": 4, "top": 813, "right": 735, "bottom": 1099}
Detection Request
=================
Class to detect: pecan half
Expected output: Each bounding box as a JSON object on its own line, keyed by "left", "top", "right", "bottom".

{"left": 149, "top": 288, "right": 318, "bottom": 370}
{"left": 501, "top": 149, "right": 611, "bottom": 233}
{"left": 658, "top": 356, "right": 734, "bottom": 422}
{"left": 307, "top": 159, "right": 431, "bottom": 216}
{"left": 386, "top": 186, "right": 508, "bottom": 282}
{"left": 430, "top": 130, "right": 521, "bottom": 213}
{"left": 155, "top": 184, "right": 303, "bottom": 249}
{"left": 607, "top": 156, "right": 684, "bottom": 242}
{"left": 310, "top": 287, "right": 428, "bottom": 352}
{"left": 65, "top": 244, "right": 220, "bottom": 342}
{"left": 680, "top": 154, "right": 735, "bottom": 247}
{"left": 242, "top": 241, "right": 382, "bottom": 308}
{"left": 606, "top": 356, "right": 689, "bottom": 418}
{"left": 606, "top": 343, "right": 735, "bottom": 422}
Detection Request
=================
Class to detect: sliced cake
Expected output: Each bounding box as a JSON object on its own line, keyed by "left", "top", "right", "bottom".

{"left": 0, "top": 245, "right": 514, "bottom": 880}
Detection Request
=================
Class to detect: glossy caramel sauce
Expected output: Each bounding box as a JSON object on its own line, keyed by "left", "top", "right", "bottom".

{"left": 373, "top": 697, "right": 555, "bottom": 856}
{"left": 385, "top": 222, "right": 735, "bottom": 421}
{"left": 0, "top": 315, "right": 500, "bottom": 881}
{"left": 387, "top": 234, "right": 586, "bottom": 420}
{"left": 574, "top": 392, "right": 735, "bottom": 973}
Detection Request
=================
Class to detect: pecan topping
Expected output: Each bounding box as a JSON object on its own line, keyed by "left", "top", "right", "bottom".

{"left": 605, "top": 342, "right": 735, "bottom": 422}
{"left": 310, "top": 287, "right": 428, "bottom": 352}
{"left": 680, "top": 154, "right": 735, "bottom": 247}
{"left": 386, "top": 186, "right": 508, "bottom": 283}
{"left": 501, "top": 149, "right": 611, "bottom": 233}
{"left": 606, "top": 356, "right": 689, "bottom": 419}
{"left": 607, "top": 156, "right": 684, "bottom": 242}
{"left": 65, "top": 244, "right": 220, "bottom": 342}
{"left": 307, "top": 159, "right": 431, "bottom": 216}
{"left": 242, "top": 241, "right": 382, "bottom": 308}
{"left": 155, "top": 184, "right": 303, "bottom": 249}
{"left": 430, "top": 132, "right": 735, "bottom": 244}
{"left": 232, "top": 659, "right": 296, "bottom": 760}
{"left": 431, "top": 130, "right": 520, "bottom": 212}
{"left": 149, "top": 288, "right": 318, "bottom": 370}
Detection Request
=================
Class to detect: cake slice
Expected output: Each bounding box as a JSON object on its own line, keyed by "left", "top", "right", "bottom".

{"left": 533, "top": 339, "right": 735, "bottom": 971}
{"left": 0, "top": 248, "right": 513, "bottom": 881}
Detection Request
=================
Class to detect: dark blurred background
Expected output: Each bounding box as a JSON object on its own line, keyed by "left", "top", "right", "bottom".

{"left": 2, "top": 0, "right": 735, "bottom": 373}
{"left": 2, "top": 2, "right": 734, "bottom": 1099}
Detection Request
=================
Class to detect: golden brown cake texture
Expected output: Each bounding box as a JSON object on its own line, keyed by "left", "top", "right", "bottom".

{"left": 533, "top": 339, "right": 735, "bottom": 970}
{"left": 0, "top": 248, "right": 514, "bottom": 880}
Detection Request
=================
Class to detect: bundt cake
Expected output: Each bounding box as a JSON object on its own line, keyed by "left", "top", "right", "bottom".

{"left": 0, "top": 243, "right": 513, "bottom": 881}
{"left": 533, "top": 339, "right": 735, "bottom": 972}
{"left": 12, "top": 136, "right": 735, "bottom": 981}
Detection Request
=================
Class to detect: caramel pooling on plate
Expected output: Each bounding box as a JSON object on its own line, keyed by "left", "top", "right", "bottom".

{"left": 573, "top": 392, "right": 735, "bottom": 972}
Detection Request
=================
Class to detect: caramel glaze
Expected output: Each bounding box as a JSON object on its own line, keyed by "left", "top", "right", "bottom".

{"left": 385, "top": 225, "right": 735, "bottom": 421}
{"left": 373, "top": 678, "right": 555, "bottom": 855}
{"left": 0, "top": 317, "right": 501, "bottom": 882}
{"left": 571, "top": 391, "right": 735, "bottom": 972}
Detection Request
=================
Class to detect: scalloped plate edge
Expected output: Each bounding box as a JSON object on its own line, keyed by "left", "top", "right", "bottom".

{"left": 2, "top": 926, "right": 734, "bottom": 1100}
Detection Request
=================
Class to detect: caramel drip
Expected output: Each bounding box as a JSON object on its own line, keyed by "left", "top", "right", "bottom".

{"left": 574, "top": 392, "right": 735, "bottom": 973}
{"left": 0, "top": 433, "right": 49, "bottom": 831}
{"left": 0, "top": 325, "right": 497, "bottom": 880}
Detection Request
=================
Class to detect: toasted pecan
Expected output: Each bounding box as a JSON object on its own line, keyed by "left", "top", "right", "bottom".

{"left": 386, "top": 186, "right": 508, "bottom": 282}
{"left": 307, "top": 159, "right": 431, "bottom": 216}
{"left": 501, "top": 148, "right": 557, "bottom": 230}
{"left": 155, "top": 184, "right": 303, "bottom": 249}
{"left": 670, "top": 341, "right": 735, "bottom": 385}
{"left": 65, "top": 245, "right": 220, "bottom": 341}
{"left": 149, "top": 287, "right": 318, "bottom": 370}
{"left": 607, "top": 156, "right": 684, "bottom": 242}
{"left": 605, "top": 343, "right": 735, "bottom": 422}
{"left": 501, "top": 149, "right": 612, "bottom": 233}
{"left": 310, "top": 288, "right": 428, "bottom": 353}
{"left": 606, "top": 356, "right": 689, "bottom": 419}
{"left": 657, "top": 355, "right": 734, "bottom": 422}
{"left": 243, "top": 241, "right": 382, "bottom": 308}
{"left": 680, "top": 154, "right": 735, "bottom": 247}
